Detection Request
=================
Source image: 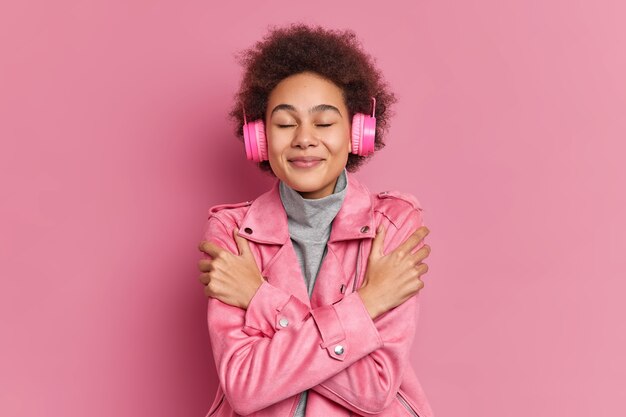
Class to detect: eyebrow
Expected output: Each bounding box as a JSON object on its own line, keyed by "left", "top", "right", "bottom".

{"left": 270, "top": 103, "right": 343, "bottom": 117}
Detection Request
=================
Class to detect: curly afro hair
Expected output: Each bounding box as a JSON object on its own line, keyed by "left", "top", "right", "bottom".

{"left": 229, "top": 24, "right": 397, "bottom": 174}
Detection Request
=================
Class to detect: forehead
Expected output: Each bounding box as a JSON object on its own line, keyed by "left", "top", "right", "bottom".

{"left": 267, "top": 72, "right": 347, "bottom": 113}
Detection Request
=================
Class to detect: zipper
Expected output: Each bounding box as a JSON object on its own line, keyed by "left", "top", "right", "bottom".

{"left": 397, "top": 391, "right": 420, "bottom": 417}
{"left": 291, "top": 392, "right": 305, "bottom": 416}
{"left": 207, "top": 393, "right": 225, "bottom": 416}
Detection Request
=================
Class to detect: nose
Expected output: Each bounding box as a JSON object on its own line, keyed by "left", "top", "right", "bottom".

{"left": 291, "top": 123, "right": 319, "bottom": 149}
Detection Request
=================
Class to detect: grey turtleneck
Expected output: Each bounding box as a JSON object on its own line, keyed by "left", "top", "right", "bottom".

{"left": 278, "top": 169, "right": 348, "bottom": 417}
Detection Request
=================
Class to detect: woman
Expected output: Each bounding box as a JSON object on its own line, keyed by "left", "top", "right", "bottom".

{"left": 198, "top": 24, "right": 433, "bottom": 417}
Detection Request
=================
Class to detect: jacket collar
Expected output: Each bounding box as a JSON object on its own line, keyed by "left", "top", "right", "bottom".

{"left": 239, "top": 171, "right": 376, "bottom": 245}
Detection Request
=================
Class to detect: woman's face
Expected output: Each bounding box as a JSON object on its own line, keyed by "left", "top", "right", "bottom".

{"left": 265, "top": 71, "right": 351, "bottom": 199}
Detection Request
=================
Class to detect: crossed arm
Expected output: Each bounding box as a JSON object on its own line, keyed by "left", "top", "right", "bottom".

{"left": 198, "top": 209, "right": 430, "bottom": 415}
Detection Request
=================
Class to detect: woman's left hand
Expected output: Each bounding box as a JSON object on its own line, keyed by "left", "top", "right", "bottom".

{"left": 197, "top": 228, "right": 265, "bottom": 309}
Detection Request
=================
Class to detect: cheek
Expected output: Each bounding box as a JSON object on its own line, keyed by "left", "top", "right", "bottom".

{"left": 266, "top": 133, "right": 290, "bottom": 171}
{"left": 330, "top": 133, "right": 351, "bottom": 154}
{"left": 341, "top": 125, "right": 352, "bottom": 152}
{"left": 265, "top": 132, "right": 282, "bottom": 157}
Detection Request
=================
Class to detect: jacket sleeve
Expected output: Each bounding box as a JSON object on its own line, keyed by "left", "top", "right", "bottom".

{"left": 203, "top": 214, "right": 385, "bottom": 416}
{"left": 309, "top": 205, "right": 425, "bottom": 415}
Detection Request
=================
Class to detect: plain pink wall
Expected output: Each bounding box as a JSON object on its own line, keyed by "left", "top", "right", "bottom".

{"left": 1, "top": 1, "right": 625, "bottom": 416}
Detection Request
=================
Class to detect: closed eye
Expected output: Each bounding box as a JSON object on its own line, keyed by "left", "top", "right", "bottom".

{"left": 316, "top": 124, "right": 334, "bottom": 128}
{"left": 277, "top": 124, "right": 296, "bottom": 128}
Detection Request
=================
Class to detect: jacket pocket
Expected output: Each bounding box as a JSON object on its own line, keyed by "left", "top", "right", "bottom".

{"left": 396, "top": 390, "right": 420, "bottom": 417}
{"left": 206, "top": 393, "right": 225, "bottom": 417}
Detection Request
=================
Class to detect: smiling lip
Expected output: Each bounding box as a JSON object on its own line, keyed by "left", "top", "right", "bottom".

{"left": 288, "top": 156, "right": 324, "bottom": 168}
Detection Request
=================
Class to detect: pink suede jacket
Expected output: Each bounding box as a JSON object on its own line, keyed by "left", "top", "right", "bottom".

{"left": 202, "top": 172, "right": 434, "bottom": 417}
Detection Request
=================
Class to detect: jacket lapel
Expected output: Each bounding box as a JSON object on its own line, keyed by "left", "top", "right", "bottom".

{"left": 328, "top": 173, "right": 376, "bottom": 242}
{"left": 239, "top": 179, "right": 289, "bottom": 245}
{"left": 239, "top": 180, "right": 311, "bottom": 305}
{"left": 238, "top": 173, "right": 378, "bottom": 308}
{"left": 311, "top": 173, "right": 376, "bottom": 307}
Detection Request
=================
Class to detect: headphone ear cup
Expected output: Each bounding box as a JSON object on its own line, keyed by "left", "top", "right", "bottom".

{"left": 243, "top": 120, "right": 268, "bottom": 162}
{"left": 351, "top": 113, "right": 364, "bottom": 155}
{"left": 351, "top": 113, "right": 376, "bottom": 156}
{"left": 255, "top": 121, "right": 268, "bottom": 161}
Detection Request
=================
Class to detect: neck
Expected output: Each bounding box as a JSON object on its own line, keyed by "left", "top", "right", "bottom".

{"left": 297, "top": 178, "right": 339, "bottom": 199}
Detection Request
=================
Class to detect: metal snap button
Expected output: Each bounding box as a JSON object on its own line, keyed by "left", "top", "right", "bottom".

{"left": 334, "top": 345, "right": 345, "bottom": 355}
{"left": 279, "top": 318, "right": 289, "bottom": 328}
{"left": 360, "top": 226, "right": 370, "bottom": 233}
{"left": 244, "top": 227, "right": 253, "bottom": 234}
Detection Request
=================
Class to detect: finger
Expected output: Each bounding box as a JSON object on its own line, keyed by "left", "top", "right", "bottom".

{"left": 408, "top": 244, "right": 431, "bottom": 265}
{"left": 415, "top": 262, "right": 429, "bottom": 276}
{"left": 394, "top": 226, "right": 430, "bottom": 256}
{"left": 198, "top": 258, "right": 213, "bottom": 272}
{"left": 233, "top": 228, "right": 252, "bottom": 257}
{"left": 198, "top": 241, "right": 223, "bottom": 258}
{"left": 370, "top": 224, "right": 387, "bottom": 257}
{"left": 198, "top": 272, "right": 211, "bottom": 285}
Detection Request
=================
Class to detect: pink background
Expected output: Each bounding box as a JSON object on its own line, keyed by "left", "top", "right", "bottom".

{"left": 1, "top": 1, "right": 625, "bottom": 416}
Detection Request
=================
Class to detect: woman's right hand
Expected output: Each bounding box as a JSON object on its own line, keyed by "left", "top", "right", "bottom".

{"left": 357, "top": 225, "right": 431, "bottom": 320}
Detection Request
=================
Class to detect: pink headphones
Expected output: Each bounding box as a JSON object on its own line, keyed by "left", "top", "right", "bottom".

{"left": 242, "top": 97, "right": 377, "bottom": 162}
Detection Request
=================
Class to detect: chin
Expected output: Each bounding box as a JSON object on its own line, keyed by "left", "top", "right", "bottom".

{"left": 277, "top": 168, "right": 325, "bottom": 189}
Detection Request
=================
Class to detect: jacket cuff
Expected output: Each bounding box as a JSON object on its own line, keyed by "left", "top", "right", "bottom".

{"left": 243, "top": 281, "right": 310, "bottom": 337}
{"left": 311, "top": 291, "right": 384, "bottom": 362}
